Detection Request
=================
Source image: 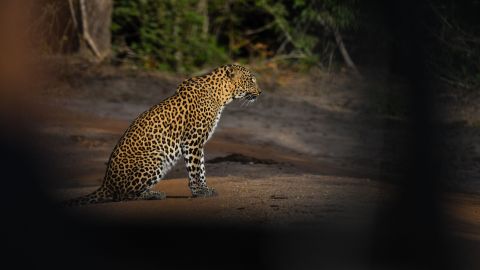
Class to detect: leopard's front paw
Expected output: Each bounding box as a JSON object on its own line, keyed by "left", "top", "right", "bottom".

{"left": 192, "top": 187, "right": 218, "bottom": 198}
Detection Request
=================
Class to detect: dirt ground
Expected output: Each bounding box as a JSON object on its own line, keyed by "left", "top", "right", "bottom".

{"left": 35, "top": 60, "right": 480, "bottom": 257}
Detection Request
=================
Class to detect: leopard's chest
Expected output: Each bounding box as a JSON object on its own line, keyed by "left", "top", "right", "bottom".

{"left": 206, "top": 108, "right": 223, "bottom": 142}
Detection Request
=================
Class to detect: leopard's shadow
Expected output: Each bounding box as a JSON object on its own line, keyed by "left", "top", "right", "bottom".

{"left": 165, "top": 195, "right": 192, "bottom": 199}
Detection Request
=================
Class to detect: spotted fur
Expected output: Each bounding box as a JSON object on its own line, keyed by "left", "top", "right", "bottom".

{"left": 64, "top": 64, "right": 261, "bottom": 206}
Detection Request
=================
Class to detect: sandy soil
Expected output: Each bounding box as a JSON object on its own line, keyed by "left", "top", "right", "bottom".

{"left": 58, "top": 176, "right": 389, "bottom": 227}
{"left": 36, "top": 61, "right": 480, "bottom": 249}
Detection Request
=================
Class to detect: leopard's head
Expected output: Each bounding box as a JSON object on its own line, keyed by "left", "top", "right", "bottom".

{"left": 226, "top": 64, "right": 261, "bottom": 101}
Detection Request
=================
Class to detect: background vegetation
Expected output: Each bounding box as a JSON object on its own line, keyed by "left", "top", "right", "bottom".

{"left": 425, "top": 1, "right": 480, "bottom": 90}
{"left": 32, "top": 0, "right": 480, "bottom": 90}
{"left": 110, "top": 0, "right": 480, "bottom": 90}
{"left": 111, "top": 0, "right": 359, "bottom": 72}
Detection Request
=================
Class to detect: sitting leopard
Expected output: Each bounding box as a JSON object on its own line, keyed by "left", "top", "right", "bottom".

{"left": 65, "top": 64, "right": 261, "bottom": 206}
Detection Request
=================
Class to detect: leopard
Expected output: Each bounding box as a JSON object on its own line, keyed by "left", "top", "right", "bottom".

{"left": 64, "top": 64, "right": 261, "bottom": 206}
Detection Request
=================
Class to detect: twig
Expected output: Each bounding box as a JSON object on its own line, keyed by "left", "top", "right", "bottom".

{"left": 429, "top": 1, "right": 479, "bottom": 42}
{"left": 276, "top": 37, "right": 288, "bottom": 55}
{"left": 327, "top": 50, "right": 334, "bottom": 73}
{"left": 429, "top": 2, "right": 454, "bottom": 30}
{"left": 437, "top": 74, "right": 472, "bottom": 89}
{"left": 331, "top": 26, "right": 360, "bottom": 76}
{"left": 79, "top": 0, "right": 102, "bottom": 60}
{"left": 316, "top": 13, "right": 360, "bottom": 76}
{"left": 261, "top": 4, "right": 306, "bottom": 55}
{"left": 245, "top": 21, "right": 275, "bottom": 36}
{"left": 262, "top": 53, "right": 308, "bottom": 63}
{"left": 68, "top": 0, "right": 78, "bottom": 30}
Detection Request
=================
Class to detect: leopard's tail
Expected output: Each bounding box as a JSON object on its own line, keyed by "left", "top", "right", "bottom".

{"left": 62, "top": 186, "right": 113, "bottom": 207}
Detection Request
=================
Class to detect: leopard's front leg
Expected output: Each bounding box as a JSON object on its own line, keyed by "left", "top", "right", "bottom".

{"left": 181, "top": 144, "right": 217, "bottom": 197}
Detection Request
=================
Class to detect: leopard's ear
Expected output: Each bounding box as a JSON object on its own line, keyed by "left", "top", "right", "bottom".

{"left": 226, "top": 65, "right": 236, "bottom": 80}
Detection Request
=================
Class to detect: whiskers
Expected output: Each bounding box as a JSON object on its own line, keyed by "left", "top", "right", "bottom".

{"left": 240, "top": 99, "right": 255, "bottom": 107}
{"left": 240, "top": 94, "right": 257, "bottom": 107}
